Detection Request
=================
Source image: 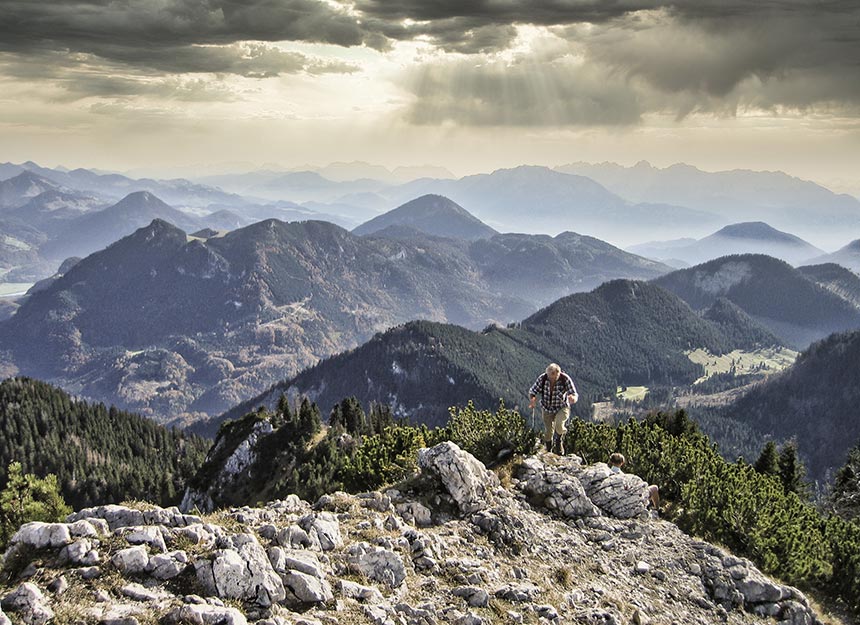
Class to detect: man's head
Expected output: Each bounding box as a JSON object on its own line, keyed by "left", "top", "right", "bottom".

{"left": 545, "top": 363, "right": 561, "bottom": 382}
{"left": 609, "top": 452, "right": 625, "bottom": 467}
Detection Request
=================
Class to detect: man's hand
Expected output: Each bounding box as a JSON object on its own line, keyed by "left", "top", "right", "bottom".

{"left": 567, "top": 394, "right": 578, "bottom": 405}
{"left": 528, "top": 396, "right": 536, "bottom": 409}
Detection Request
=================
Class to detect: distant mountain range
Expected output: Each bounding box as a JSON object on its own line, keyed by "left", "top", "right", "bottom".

{"left": 385, "top": 166, "right": 723, "bottom": 242}
{"left": 628, "top": 222, "right": 825, "bottom": 267}
{"left": 557, "top": 161, "right": 860, "bottom": 241}
{"left": 212, "top": 279, "right": 781, "bottom": 435}
{"left": 653, "top": 254, "right": 860, "bottom": 349}
{"left": 353, "top": 194, "right": 498, "bottom": 240}
{"left": 0, "top": 216, "right": 666, "bottom": 423}
{"left": 0, "top": 161, "right": 246, "bottom": 208}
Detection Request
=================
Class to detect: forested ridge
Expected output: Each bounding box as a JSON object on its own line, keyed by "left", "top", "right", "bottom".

{"left": 211, "top": 278, "right": 780, "bottom": 435}
{"left": 723, "top": 329, "right": 860, "bottom": 485}
{"left": 0, "top": 377, "right": 209, "bottom": 509}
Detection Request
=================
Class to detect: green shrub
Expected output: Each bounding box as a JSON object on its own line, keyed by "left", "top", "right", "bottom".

{"left": 1, "top": 462, "right": 72, "bottom": 549}
{"left": 447, "top": 400, "right": 537, "bottom": 466}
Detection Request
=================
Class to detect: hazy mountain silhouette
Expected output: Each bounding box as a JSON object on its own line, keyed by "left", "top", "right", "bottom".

{"left": 0, "top": 161, "right": 247, "bottom": 208}
{"left": 43, "top": 191, "right": 204, "bottom": 261}
{"left": 807, "top": 240, "right": 860, "bottom": 273}
{"left": 0, "top": 171, "right": 61, "bottom": 209}
{"left": 354, "top": 194, "right": 498, "bottom": 240}
{"left": 797, "top": 263, "right": 860, "bottom": 309}
{"left": 557, "top": 161, "right": 860, "bottom": 242}
{"left": 387, "top": 166, "right": 723, "bottom": 242}
{"left": 628, "top": 222, "right": 824, "bottom": 266}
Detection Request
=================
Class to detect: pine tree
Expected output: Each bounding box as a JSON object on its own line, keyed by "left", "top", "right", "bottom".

{"left": 831, "top": 443, "right": 860, "bottom": 520}
{"left": 298, "top": 398, "right": 322, "bottom": 441}
{"left": 777, "top": 440, "right": 807, "bottom": 497}
{"left": 754, "top": 441, "right": 780, "bottom": 476}
{"left": 0, "top": 462, "right": 71, "bottom": 548}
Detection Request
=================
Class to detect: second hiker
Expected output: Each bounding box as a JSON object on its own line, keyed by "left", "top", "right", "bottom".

{"left": 528, "top": 363, "right": 578, "bottom": 454}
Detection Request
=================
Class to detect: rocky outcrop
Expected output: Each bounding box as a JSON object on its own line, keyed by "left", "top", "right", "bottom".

{"left": 181, "top": 420, "right": 274, "bottom": 513}
{"left": 0, "top": 445, "right": 824, "bottom": 625}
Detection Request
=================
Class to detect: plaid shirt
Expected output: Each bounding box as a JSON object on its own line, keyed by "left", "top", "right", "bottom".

{"left": 529, "top": 372, "right": 578, "bottom": 412}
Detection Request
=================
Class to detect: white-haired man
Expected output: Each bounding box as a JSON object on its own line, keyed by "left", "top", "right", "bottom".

{"left": 528, "top": 363, "right": 578, "bottom": 454}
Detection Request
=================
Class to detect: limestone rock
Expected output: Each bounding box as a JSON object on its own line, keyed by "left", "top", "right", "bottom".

{"left": 147, "top": 551, "right": 188, "bottom": 580}
{"left": 577, "top": 463, "right": 650, "bottom": 519}
{"left": 417, "top": 442, "right": 499, "bottom": 515}
{"left": 298, "top": 513, "right": 343, "bottom": 551}
{"left": 348, "top": 543, "right": 407, "bottom": 588}
{"left": 8, "top": 522, "right": 71, "bottom": 550}
{"left": 515, "top": 457, "right": 600, "bottom": 518}
{"left": 282, "top": 570, "right": 334, "bottom": 605}
{"left": 194, "top": 535, "right": 285, "bottom": 607}
{"left": 163, "top": 604, "right": 248, "bottom": 625}
{"left": 339, "top": 579, "right": 384, "bottom": 603}
{"left": 1, "top": 583, "right": 54, "bottom": 625}
{"left": 111, "top": 546, "right": 150, "bottom": 576}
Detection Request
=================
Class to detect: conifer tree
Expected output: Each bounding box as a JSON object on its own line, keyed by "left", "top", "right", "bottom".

{"left": 754, "top": 441, "right": 780, "bottom": 476}
{"left": 298, "top": 398, "right": 322, "bottom": 440}
{"left": 831, "top": 443, "right": 860, "bottom": 520}
{"left": 777, "top": 440, "right": 807, "bottom": 497}
{"left": 0, "top": 462, "right": 71, "bottom": 548}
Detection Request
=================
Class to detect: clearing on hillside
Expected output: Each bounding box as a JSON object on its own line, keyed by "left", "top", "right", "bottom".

{"left": 686, "top": 347, "right": 798, "bottom": 384}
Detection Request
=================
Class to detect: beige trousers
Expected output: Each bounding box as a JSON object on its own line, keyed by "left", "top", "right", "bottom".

{"left": 542, "top": 406, "right": 570, "bottom": 440}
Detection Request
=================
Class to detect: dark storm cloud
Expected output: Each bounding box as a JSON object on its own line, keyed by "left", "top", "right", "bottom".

{"left": 1, "top": 0, "right": 858, "bottom": 124}
{"left": 0, "top": 0, "right": 381, "bottom": 76}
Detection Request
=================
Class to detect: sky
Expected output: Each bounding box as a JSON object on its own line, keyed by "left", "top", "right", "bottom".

{"left": 1, "top": 0, "right": 859, "bottom": 192}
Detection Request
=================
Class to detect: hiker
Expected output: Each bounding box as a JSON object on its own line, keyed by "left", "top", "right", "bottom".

{"left": 528, "top": 363, "right": 578, "bottom": 454}
{"left": 609, "top": 452, "right": 660, "bottom": 511}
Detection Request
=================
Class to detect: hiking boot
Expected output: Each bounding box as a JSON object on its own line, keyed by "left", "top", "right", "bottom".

{"left": 544, "top": 439, "right": 553, "bottom": 453}
{"left": 551, "top": 433, "right": 562, "bottom": 455}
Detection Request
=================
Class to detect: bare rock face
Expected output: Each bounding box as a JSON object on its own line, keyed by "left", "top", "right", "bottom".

{"left": 0, "top": 443, "right": 826, "bottom": 625}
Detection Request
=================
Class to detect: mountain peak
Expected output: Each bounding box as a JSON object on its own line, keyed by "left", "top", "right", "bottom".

{"left": 353, "top": 194, "right": 497, "bottom": 240}
{"left": 712, "top": 222, "right": 799, "bottom": 242}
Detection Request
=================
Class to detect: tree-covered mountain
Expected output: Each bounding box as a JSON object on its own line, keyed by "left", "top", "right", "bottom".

{"left": 721, "top": 329, "right": 860, "bottom": 486}
{"left": 629, "top": 222, "right": 824, "bottom": 267}
{"left": 0, "top": 377, "right": 208, "bottom": 509}
{"left": 653, "top": 254, "right": 860, "bottom": 348}
{"left": 798, "top": 263, "right": 860, "bottom": 309}
{"left": 212, "top": 279, "right": 781, "bottom": 435}
{"left": 1, "top": 217, "right": 669, "bottom": 424}
{"left": 353, "top": 194, "right": 498, "bottom": 240}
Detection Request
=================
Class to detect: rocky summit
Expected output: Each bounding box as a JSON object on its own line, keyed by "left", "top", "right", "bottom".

{"left": 0, "top": 443, "right": 820, "bottom": 625}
